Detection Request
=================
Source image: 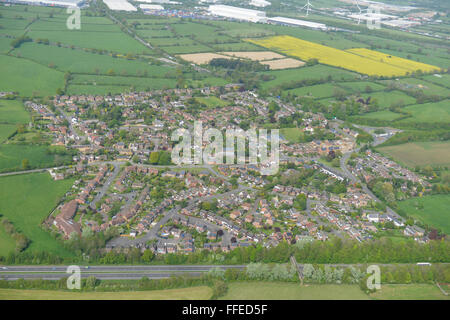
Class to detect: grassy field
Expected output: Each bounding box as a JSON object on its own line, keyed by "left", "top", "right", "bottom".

{"left": 399, "top": 100, "right": 450, "bottom": 124}
{"left": 260, "top": 64, "right": 357, "bottom": 91}
{"left": 370, "top": 284, "right": 449, "bottom": 300}
{"left": 196, "top": 96, "right": 228, "bottom": 108}
{"left": 396, "top": 195, "right": 450, "bottom": 234}
{"left": 0, "top": 172, "right": 75, "bottom": 256}
{"left": 358, "top": 110, "right": 403, "bottom": 121}
{"left": 280, "top": 127, "right": 305, "bottom": 143}
{"left": 0, "top": 287, "right": 213, "bottom": 300}
{"left": 361, "top": 90, "right": 417, "bottom": 108}
{"left": 0, "top": 99, "right": 30, "bottom": 124}
{"left": 377, "top": 141, "right": 450, "bottom": 167}
{"left": 220, "top": 282, "right": 369, "bottom": 300}
{"left": 0, "top": 54, "right": 64, "bottom": 97}
{"left": 0, "top": 222, "right": 16, "bottom": 257}
{"left": 0, "top": 144, "right": 71, "bottom": 173}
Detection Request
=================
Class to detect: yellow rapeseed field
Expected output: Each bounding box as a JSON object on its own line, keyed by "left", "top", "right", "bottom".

{"left": 247, "top": 35, "right": 440, "bottom": 77}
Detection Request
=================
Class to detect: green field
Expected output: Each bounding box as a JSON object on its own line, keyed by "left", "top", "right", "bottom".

{"left": 361, "top": 90, "right": 417, "bottom": 109}
{"left": 12, "top": 42, "right": 171, "bottom": 77}
{"left": 288, "top": 83, "right": 344, "bottom": 99}
{"left": 377, "top": 141, "right": 450, "bottom": 167}
{"left": 280, "top": 127, "right": 305, "bottom": 143}
{"left": 370, "top": 284, "right": 449, "bottom": 300}
{"left": 359, "top": 110, "right": 403, "bottom": 121}
{"left": 0, "top": 286, "right": 212, "bottom": 300}
{"left": 397, "top": 195, "right": 450, "bottom": 234}
{"left": 0, "top": 54, "right": 64, "bottom": 97}
{"left": 220, "top": 282, "right": 369, "bottom": 300}
{"left": 260, "top": 65, "right": 357, "bottom": 91}
{"left": 0, "top": 144, "right": 71, "bottom": 173}
{"left": 196, "top": 96, "right": 228, "bottom": 108}
{"left": 0, "top": 222, "right": 16, "bottom": 257}
{"left": 399, "top": 100, "right": 450, "bottom": 124}
{"left": 0, "top": 173, "right": 75, "bottom": 256}
{"left": 0, "top": 99, "right": 30, "bottom": 124}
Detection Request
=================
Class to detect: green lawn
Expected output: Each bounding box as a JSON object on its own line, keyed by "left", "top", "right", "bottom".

{"left": 377, "top": 141, "right": 450, "bottom": 167}
{"left": 280, "top": 127, "right": 305, "bottom": 143}
{"left": 0, "top": 172, "right": 75, "bottom": 256}
{"left": 220, "top": 282, "right": 369, "bottom": 300}
{"left": 0, "top": 286, "right": 212, "bottom": 300}
{"left": 0, "top": 124, "right": 17, "bottom": 143}
{"left": 361, "top": 90, "right": 416, "bottom": 109}
{"left": 196, "top": 96, "right": 228, "bottom": 108}
{"left": 370, "top": 284, "right": 449, "bottom": 300}
{"left": 396, "top": 195, "right": 450, "bottom": 234}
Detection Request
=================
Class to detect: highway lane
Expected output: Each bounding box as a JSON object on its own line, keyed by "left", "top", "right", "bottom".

{"left": 0, "top": 265, "right": 246, "bottom": 273}
{"left": 0, "top": 265, "right": 247, "bottom": 280}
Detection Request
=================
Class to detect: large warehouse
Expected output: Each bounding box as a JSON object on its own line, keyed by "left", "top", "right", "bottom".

{"left": 267, "top": 16, "right": 327, "bottom": 30}
{"left": 208, "top": 5, "right": 267, "bottom": 23}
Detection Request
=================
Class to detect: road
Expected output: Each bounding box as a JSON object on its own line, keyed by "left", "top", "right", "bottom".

{"left": 0, "top": 265, "right": 246, "bottom": 280}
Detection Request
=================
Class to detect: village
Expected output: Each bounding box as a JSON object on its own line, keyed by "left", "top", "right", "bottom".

{"left": 18, "top": 85, "right": 433, "bottom": 255}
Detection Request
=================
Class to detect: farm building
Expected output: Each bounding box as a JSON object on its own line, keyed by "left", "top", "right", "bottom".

{"left": 208, "top": 5, "right": 267, "bottom": 23}
{"left": 250, "top": 0, "right": 271, "bottom": 8}
{"left": 267, "top": 16, "right": 327, "bottom": 30}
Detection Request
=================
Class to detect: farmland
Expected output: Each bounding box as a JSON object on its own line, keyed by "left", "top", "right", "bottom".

{"left": 219, "top": 282, "right": 369, "bottom": 300}
{"left": 377, "top": 141, "right": 450, "bottom": 167}
{"left": 0, "top": 286, "right": 213, "bottom": 300}
{"left": 396, "top": 195, "right": 450, "bottom": 234}
{"left": 0, "top": 173, "right": 75, "bottom": 256}
{"left": 248, "top": 35, "right": 440, "bottom": 77}
{"left": 370, "top": 284, "right": 449, "bottom": 300}
{"left": 399, "top": 100, "right": 450, "bottom": 124}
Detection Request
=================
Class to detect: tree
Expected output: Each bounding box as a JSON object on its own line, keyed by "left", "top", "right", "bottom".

{"left": 149, "top": 151, "right": 160, "bottom": 164}
{"left": 22, "top": 159, "right": 30, "bottom": 170}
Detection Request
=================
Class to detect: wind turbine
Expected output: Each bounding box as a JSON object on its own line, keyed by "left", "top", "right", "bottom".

{"left": 353, "top": 0, "right": 368, "bottom": 24}
{"left": 300, "top": 0, "right": 314, "bottom": 17}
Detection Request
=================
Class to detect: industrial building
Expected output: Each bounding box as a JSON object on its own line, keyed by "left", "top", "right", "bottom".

{"left": 208, "top": 5, "right": 267, "bottom": 23}
{"left": 267, "top": 16, "right": 327, "bottom": 30}
{"left": 249, "top": 0, "right": 271, "bottom": 8}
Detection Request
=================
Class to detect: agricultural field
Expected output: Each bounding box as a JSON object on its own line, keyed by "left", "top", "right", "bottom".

{"left": 358, "top": 110, "right": 403, "bottom": 121}
{"left": 370, "top": 284, "right": 449, "bottom": 300}
{"left": 380, "top": 78, "right": 450, "bottom": 98}
{"left": 12, "top": 42, "right": 172, "bottom": 77}
{"left": 260, "top": 58, "right": 305, "bottom": 70}
{"left": 0, "top": 286, "right": 213, "bottom": 300}
{"left": 259, "top": 64, "right": 358, "bottom": 91}
{"left": 0, "top": 223, "right": 16, "bottom": 257}
{"left": 377, "top": 141, "right": 450, "bottom": 167}
{"left": 396, "top": 195, "right": 450, "bottom": 235}
{"left": 423, "top": 74, "right": 450, "bottom": 89}
{"left": 248, "top": 36, "right": 440, "bottom": 77}
{"left": 399, "top": 100, "right": 450, "bottom": 124}
{"left": 0, "top": 54, "right": 64, "bottom": 97}
{"left": 219, "top": 282, "right": 369, "bottom": 300}
{"left": 360, "top": 90, "right": 417, "bottom": 108}
{"left": 0, "top": 99, "right": 30, "bottom": 143}
{"left": 288, "top": 83, "right": 343, "bottom": 99}
{"left": 179, "top": 53, "right": 230, "bottom": 65}
{"left": 0, "top": 172, "right": 75, "bottom": 257}
{"left": 0, "top": 144, "right": 71, "bottom": 173}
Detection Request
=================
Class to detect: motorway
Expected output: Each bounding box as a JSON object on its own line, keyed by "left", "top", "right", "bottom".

{"left": 0, "top": 265, "right": 246, "bottom": 280}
